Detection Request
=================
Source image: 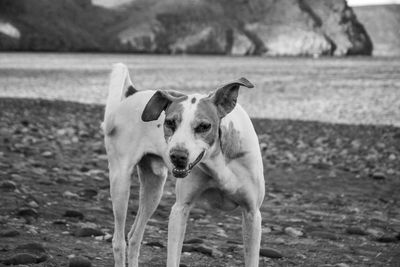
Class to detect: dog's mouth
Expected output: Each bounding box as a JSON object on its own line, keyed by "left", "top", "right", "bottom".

{"left": 172, "top": 151, "right": 205, "bottom": 178}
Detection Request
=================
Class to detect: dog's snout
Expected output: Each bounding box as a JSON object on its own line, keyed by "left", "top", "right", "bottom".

{"left": 170, "top": 149, "right": 189, "bottom": 168}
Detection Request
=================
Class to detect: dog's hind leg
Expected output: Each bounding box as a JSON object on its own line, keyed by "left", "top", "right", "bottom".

{"left": 109, "top": 157, "right": 136, "bottom": 267}
{"left": 127, "top": 155, "right": 167, "bottom": 267}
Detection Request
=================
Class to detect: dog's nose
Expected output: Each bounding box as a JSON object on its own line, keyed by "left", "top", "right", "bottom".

{"left": 170, "top": 149, "right": 189, "bottom": 169}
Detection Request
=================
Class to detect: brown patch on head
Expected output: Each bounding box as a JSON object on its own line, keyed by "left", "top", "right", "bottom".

{"left": 193, "top": 98, "right": 220, "bottom": 147}
{"left": 163, "top": 101, "right": 185, "bottom": 140}
{"left": 220, "top": 121, "right": 246, "bottom": 162}
{"left": 191, "top": 97, "right": 196, "bottom": 104}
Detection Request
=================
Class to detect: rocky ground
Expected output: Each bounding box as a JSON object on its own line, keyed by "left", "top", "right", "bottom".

{"left": 0, "top": 98, "right": 399, "bottom": 266}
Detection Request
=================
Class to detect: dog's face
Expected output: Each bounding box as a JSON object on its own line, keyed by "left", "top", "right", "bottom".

{"left": 142, "top": 78, "right": 253, "bottom": 178}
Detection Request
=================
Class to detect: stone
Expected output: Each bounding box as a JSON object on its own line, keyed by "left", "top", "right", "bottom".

{"left": 376, "top": 235, "right": 399, "bottom": 243}
{"left": 346, "top": 227, "right": 368, "bottom": 236}
{"left": 17, "top": 208, "right": 38, "bottom": 218}
{"left": 1, "top": 253, "right": 47, "bottom": 265}
{"left": 69, "top": 256, "right": 91, "bottom": 267}
{"left": 371, "top": 172, "right": 386, "bottom": 180}
{"left": 284, "top": 227, "right": 304, "bottom": 237}
{"left": 259, "top": 248, "right": 283, "bottom": 258}
{"left": 16, "top": 242, "right": 46, "bottom": 253}
{"left": 310, "top": 231, "right": 339, "bottom": 241}
{"left": 78, "top": 188, "right": 98, "bottom": 199}
{"left": 145, "top": 241, "right": 164, "bottom": 248}
{"left": 0, "top": 229, "right": 20, "bottom": 237}
{"left": 74, "top": 228, "right": 104, "bottom": 237}
{"left": 64, "top": 210, "right": 85, "bottom": 220}
{"left": 0, "top": 180, "right": 17, "bottom": 192}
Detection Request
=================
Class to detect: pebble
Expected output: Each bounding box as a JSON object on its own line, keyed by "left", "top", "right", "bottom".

{"left": 376, "top": 234, "right": 399, "bottom": 243}
{"left": 42, "top": 151, "right": 53, "bottom": 158}
{"left": 145, "top": 241, "right": 164, "bottom": 248}
{"left": 1, "top": 253, "right": 47, "bottom": 265}
{"left": 259, "top": 248, "right": 283, "bottom": 258}
{"left": 17, "top": 208, "right": 39, "bottom": 218}
{"left": 371, "top": 172, "right": 386, "bottom": 180}
{"left": 16, "top": 242, "right": 46, "bottom": 253}
{"left": 309, "top": 231, "right": 339, "bottom": 240}
{"left": 0, "top": 229, "right": 20, "bottom": 237}
{"left": 78, "top": 188, "right": 98, "bottom": 199}
{"left": 284, "top": 227, "right": 304, "bottom": 237}
{"left": 28, "top": 200, "right": 39, "bottom": 208}
{"left": 181, "top": 244, "right": 221, "bottom": 257}
{"left": 63, "top": 191, "right": 80, "bottom": 199}
{"left": 64, "top": 210, "right": 85, "bottom": 220}
{"left": 74, "top": 228, "right": 104, "bottom": 237}
{"left": 69, "top": 256, "right": 91, "bottom": 267}
{"left": 183, "top": 238, "right": 204, "bottom": 244}
{"left": 0, "top": 180, "right": 17, "bottom": 192}
{"left": 346, "top": 226, "right": 368, "bottom": 236}
{"left": 335, "top": 263, "right": 350, "bottom": 267}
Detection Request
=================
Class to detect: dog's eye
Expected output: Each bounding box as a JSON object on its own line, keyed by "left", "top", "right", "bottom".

{"left": 195, "top": 123, "right": 211, "bottom": 133}
{"left": 164, "top": 119, "right": 176, "bottom": 131}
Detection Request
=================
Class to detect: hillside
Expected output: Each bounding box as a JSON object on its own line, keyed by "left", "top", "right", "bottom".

{"left": 0, "top": 0, "right": 128, "bottom": 51}
{"left": 353, "top": 4, "right": 400, "bottom": 56}
{"left": 0, "top": 0, "right": 373, "bottom": 56}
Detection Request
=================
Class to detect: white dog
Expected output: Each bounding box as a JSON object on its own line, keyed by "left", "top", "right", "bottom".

{"left": 103, "top": 63, "right": 265, "bottom": 267}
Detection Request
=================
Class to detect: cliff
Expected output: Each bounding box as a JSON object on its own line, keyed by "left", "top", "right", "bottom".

{"left": 0, "top": 0, "right": 373, "bottom": 56}
{"left": 353, "top": 4, "right": 400, "bottom": 56}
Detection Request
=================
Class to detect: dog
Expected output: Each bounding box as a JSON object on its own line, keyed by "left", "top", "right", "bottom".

{"left": 103, "top": 63, "right": 265, "bottom": 267}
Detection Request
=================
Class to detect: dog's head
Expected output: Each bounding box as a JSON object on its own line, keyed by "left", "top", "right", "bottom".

{"left": 141, "top": 78, "right": 253, "bottom": 178}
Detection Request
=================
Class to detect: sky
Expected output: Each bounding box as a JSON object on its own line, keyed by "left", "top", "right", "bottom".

{"left": 93, "top": 0, "right": 400, "bottom": 8}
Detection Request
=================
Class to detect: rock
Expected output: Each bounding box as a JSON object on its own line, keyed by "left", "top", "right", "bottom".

{"left": 183, "top": 238, "right": 204, "bottom": 244}
{"left": 145, "top": 241, "right": 164, "bottom": 248}
{"left": 17, "top": 208, "right": 38, "bottom": 218}
{"left": 346, "top": 227, "right": 368, "bottom": 236}
{"left": 74, "top": 228, "right": 104, "bottom": 237}
{"left": 284, "top": 227, "right": 304, "bottom": 238}
{"left": 64, "top": 210, "right": 85, "bottom": 220}
{"left": 335, "top": 264, "right": 350, "bottom": 267}
{"left": 181, "top": 244, "right": 221, "bottom": 257}
{"left": 0, "top": 229, "right": 20, "bottom": 237}
{"left": 310, "top": 231, "right": 339, "bottom": 240}
{"left": 0, "top": 180, "right": 17, "bottom": 192}
{"left": 371, "top": 172, "right": 386, "bottom": 180}
{"left": 259, "top": 248, "right": 283, "bottom": 258}
{"left": 69, "top": 256, "right": 91, "bottom": 267}
{"left": 376, "top": 235, "right": 399, "bottom": 243}
{"left": 1, "top": 253, "right": 47, "bottom": 265}
{"left": 16, "top": 242, "right": 46, "bottom": 253}
{"left": 63, "top": 191, "right": 80, "bottom": 199}
{"left": 27, "top": 200, "right": 39, "bottom": 208}
{"left": 78, "top": 188, "right": 97, "bottom": 199}
{"left": 42, "top": 151, "right": 53, "bottom": 158}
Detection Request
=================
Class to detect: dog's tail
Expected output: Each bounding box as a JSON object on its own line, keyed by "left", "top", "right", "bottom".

{"left": 104, "top": 63, "right": 136, "bottom": 119}
{"left": 103, "top": 63, "right": 137, "bottom": 134}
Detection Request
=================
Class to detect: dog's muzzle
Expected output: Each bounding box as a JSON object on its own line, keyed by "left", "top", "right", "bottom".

{"left": 172, "top": 151, "right": 205, "bottom": 178}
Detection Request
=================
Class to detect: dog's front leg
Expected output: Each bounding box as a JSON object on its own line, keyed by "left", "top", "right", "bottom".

{"left": 242, "top": 208, "right": 262, "bottom": 267}
{"left": 167, "top": 168, "right": 209, "bottom": 267}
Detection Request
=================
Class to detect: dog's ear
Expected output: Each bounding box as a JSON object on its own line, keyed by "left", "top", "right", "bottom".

{"left": 210, "top": 77, "right": 254, "bottom": 118}
{"left": 141, "top": 90, "right": 187, "bottom": 122}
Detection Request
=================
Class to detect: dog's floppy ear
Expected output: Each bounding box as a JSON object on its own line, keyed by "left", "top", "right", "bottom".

{"left": 210, "top": 77, "right": 254, "bottom": 118}
{"left": 141, "top": 90, "right": 187, "bottom": 122}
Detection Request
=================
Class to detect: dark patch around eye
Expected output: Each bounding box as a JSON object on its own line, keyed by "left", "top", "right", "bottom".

{"left": 191, "top": 97, "right": 196, "bottom": 104}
